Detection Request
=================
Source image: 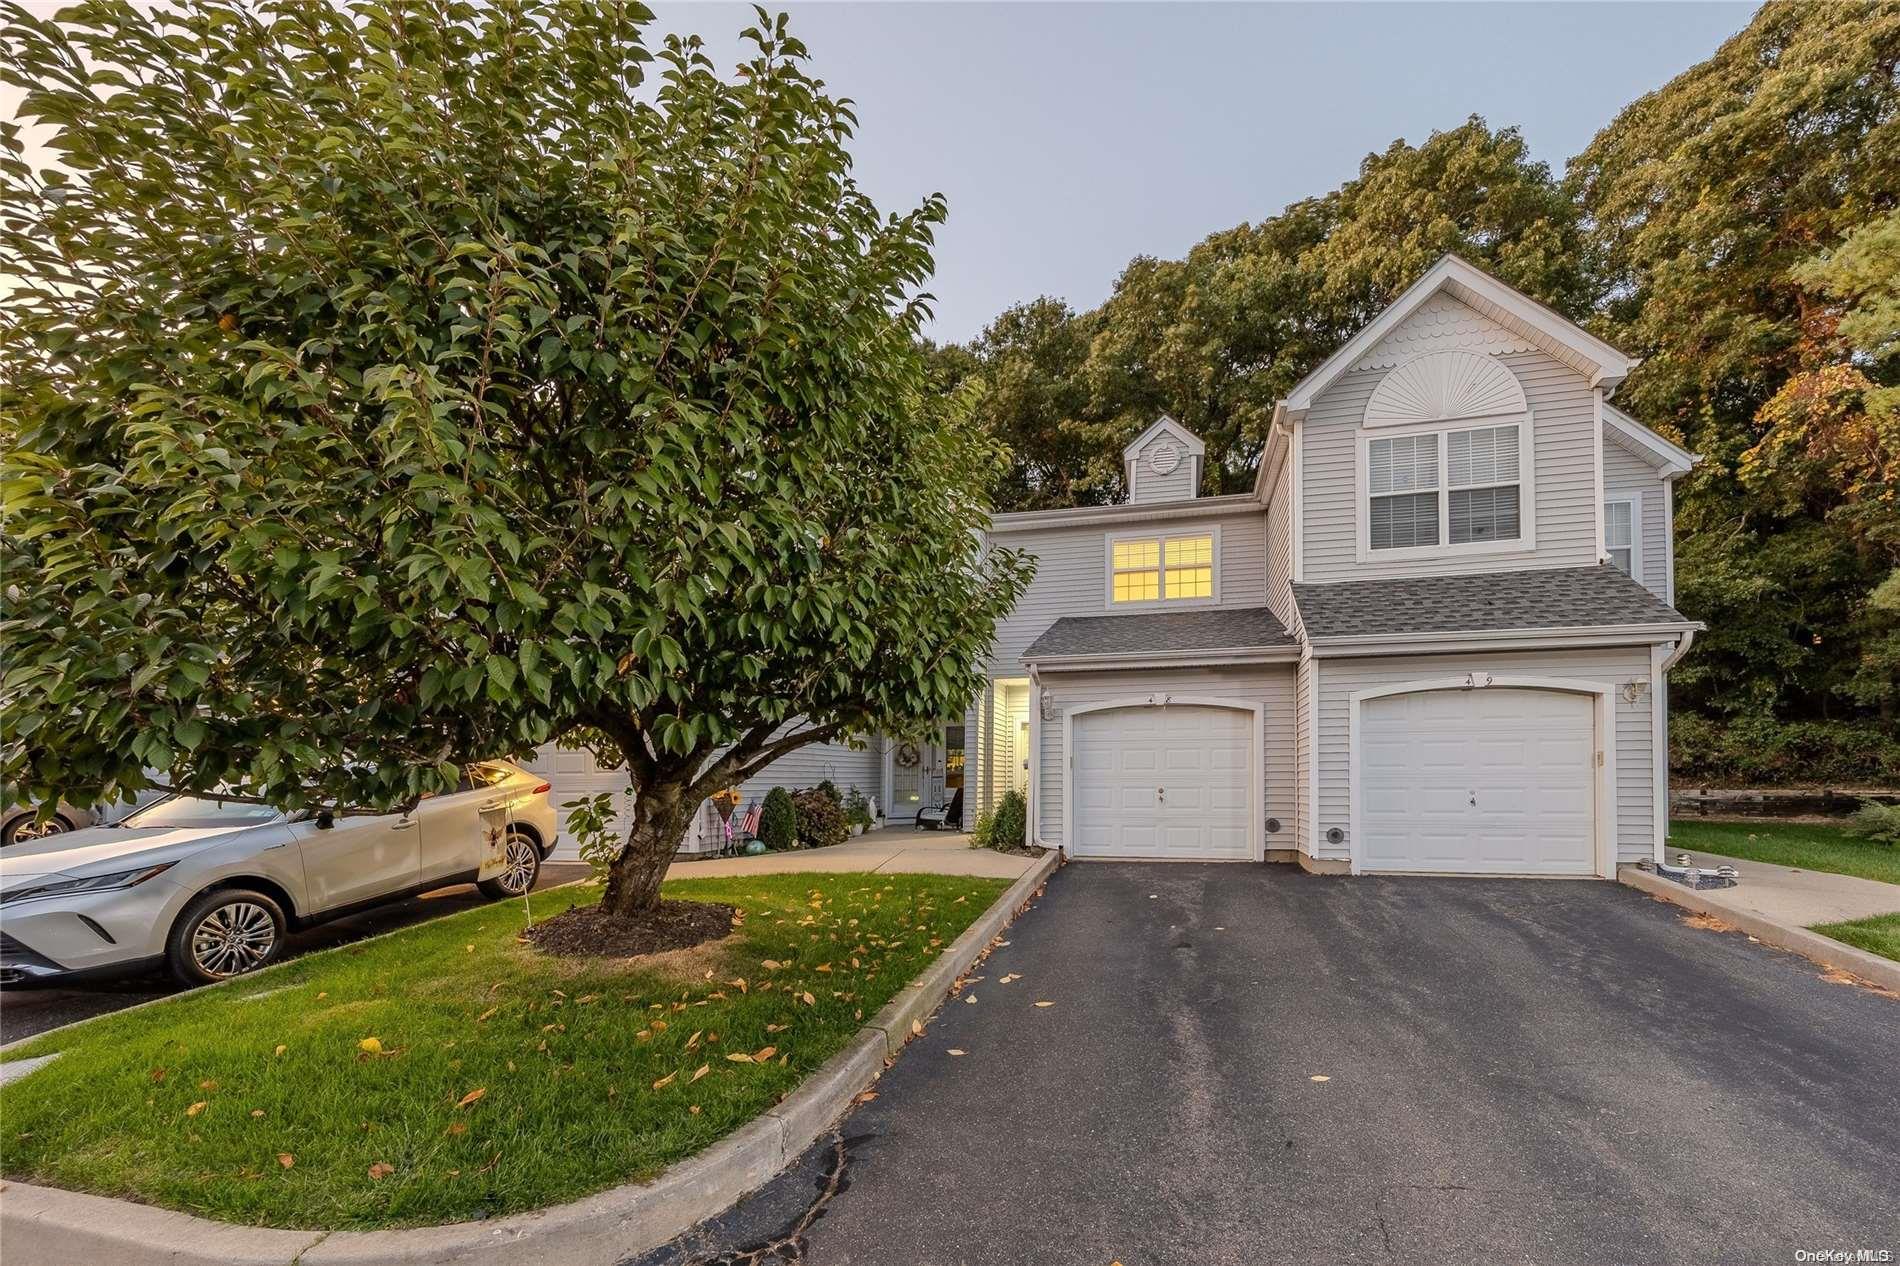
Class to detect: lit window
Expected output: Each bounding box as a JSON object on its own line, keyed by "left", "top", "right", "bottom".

{"left": 1111, "top": 539, "right": 1159, "bottom": 603}
{"left": 1164, "top": 536, "right": 1213, "bottom": 598}
{"left": 1605, "top": 500, "right": 1634, "bottom": 575}
{"left": 1109, "top": 534, "right": 1215, "bottom": 603}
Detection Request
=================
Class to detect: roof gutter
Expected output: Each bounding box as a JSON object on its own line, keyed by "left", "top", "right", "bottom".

{"left": 988, "top": 494, "right": 1261, "bottom": 534}
{"left": 1023, "top": 647, "right": 1300, "bottom": 673}
{"left": 1305, "top": 620, "right": 1705, "bottom": 659}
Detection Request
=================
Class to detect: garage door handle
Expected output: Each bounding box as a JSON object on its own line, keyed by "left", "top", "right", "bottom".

{"left": 1468, "top": 791, "right": 1477, "bottom": 805}
{"left": 1157, "top": 787, "right": 1165, "bottom": 803}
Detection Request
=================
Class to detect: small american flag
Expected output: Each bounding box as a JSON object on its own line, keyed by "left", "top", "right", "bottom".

{"left": 739, "top": 802, "right": 761, "bottom": 840}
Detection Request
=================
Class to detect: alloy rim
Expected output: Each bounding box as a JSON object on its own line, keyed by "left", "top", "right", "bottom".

{"left": 499, "top": 834, "right": 537, "bottom": 894}
{"left": 9, "top": 817, "right": 67, "bottom": 843}
{"left": 191, "top": 901, "right": 277, "bottom": 977}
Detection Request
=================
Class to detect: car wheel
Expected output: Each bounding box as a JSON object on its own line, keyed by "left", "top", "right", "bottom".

{"left": 2, "top": 812, "right": 73, "bottom": 847}
{"left": 477, "top": 828, "right": 541, "bottom": 900}
{"left": 167, "top": 888, "right": 287, "bottom": 986}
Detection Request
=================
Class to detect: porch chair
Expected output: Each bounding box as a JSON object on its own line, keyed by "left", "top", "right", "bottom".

{"left": 914, "top": 788, "right": 963, "bottom": 831}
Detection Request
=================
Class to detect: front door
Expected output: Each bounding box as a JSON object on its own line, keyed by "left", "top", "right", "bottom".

{"left": 890, "top": 739, "right": 946, "bottom": 822}
{"left": 292, "top": 809, "right": 423, "bottom": 912}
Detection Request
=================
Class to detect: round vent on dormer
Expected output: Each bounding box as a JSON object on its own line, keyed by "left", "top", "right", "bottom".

{"left": 1149, "top": 441, "right": 1182, "bottom": 475}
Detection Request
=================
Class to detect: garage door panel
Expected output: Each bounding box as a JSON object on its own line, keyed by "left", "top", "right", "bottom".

{"left": 1360, "top": 688, "right": 1595, "bottom": 875}
{"left": 1072, "top": 704, "right": 1254, "bottom": 861}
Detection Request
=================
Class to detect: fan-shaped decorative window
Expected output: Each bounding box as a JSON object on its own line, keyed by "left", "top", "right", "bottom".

{"left": 1364, "top": 350, "right": 1526, "bottom": 428}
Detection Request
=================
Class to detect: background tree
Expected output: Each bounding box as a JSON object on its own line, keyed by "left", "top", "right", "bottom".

{"left": 0, "top": 0, "right": 1033, "bottom": 917}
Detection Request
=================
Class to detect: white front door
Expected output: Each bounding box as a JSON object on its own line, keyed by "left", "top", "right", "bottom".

{"left": 1358, "top": 688, "right": 1596, "bottom": 875}
{"left": 1071, "top": 705, "right": 1253, "bottom": 860}
{"left": 890, "top": 740, "right": 945, "bottom": 822}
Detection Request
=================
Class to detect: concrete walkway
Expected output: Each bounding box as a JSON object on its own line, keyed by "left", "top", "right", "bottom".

{"left": 1682, "top": 849, "right": 1900, "bottom": 926}
{"left": 663, "top": 827, "right": 1038, "bottom": 881}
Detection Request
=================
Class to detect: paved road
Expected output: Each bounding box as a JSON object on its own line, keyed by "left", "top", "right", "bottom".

{"left": 641, "top": 863, "right": 1900, "bottom": 1266}
{"left": 0, "top": 862, "right": 592, "bottom": 1044}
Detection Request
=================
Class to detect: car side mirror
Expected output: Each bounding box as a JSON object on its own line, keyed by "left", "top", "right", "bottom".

{"left": 315, "top": 809, "right": 335, "bottom": 831}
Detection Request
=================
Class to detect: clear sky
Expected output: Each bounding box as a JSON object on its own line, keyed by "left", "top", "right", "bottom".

{"left": 4, "top": 2, "right": 1758, "bottom": 342}
{"left": 649, "top": 2, "right": 1756, "bottom": 343}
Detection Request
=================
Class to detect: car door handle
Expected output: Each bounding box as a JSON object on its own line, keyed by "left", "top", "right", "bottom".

{"left": 392, "top": 819, "right": 417, "bottom": 830}
{"left": 478, "top": 800, "right": 508, "bottom": 811}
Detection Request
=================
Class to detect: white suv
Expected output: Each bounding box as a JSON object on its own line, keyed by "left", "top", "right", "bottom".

{"left": 0, "top": 762, "right": 558, "bottom": 986}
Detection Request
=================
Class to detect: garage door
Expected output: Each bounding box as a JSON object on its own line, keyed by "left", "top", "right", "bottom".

{"left": 1072, "top": 705, "right": 1253, "bottom": 860}
{"left": 1359, "top": 688, "right": 1595, "bottom": 875}
{"left": 519, "top": 743, "right": 630, "bottom": 861}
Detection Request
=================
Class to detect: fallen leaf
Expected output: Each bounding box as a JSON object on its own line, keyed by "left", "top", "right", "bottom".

{"left": 910, "top": 1019, "right": 924, "bottom": 1036}
{"left": 277, "top": 1153, "right": 295, "bottom": 1169}
{"left": 186, "top": 1101, "right": 207, "bottom": 1117}
{"left": 761, "top": 959, "right": 783, "bottom": 970}
{"left": 446, "top": 1121, "right": 468, "bottom": 1136}
{"left": 576, "top": 994, "right": 600, "bottom": 1005}
{"left": 150, "top": 1067, "right": 167, "bottom": 1083}
{"left": 690, "top": 1064, "right": 710, "bottom": 1083}
{"left": 1034, "top": 1001, "right": 1055, "bottom": 1008}
{"left": 358, "top": 1037, "right": 384, "bottom": 1055}
{"left": 689, "top": 1105, "right": 701, "bottom": 1115}
{"left": 964, "top": 994, "right": 977, "bottom": 1004}
{"left": 947, "top": 1049, "right": 966, "bottom": 1057}
{"left": 726, "top": 1052, "right": 754, "bottom": 1063}
{"left": 199, "top": 1079, "right": 218, "bottom": 1091}
{"left": 456, "top": 1088, "right": 487, "bottom": 1110}
{"left": 852, "top": 1090, "right": 878, "bottom": 1105}
{"left": 251, "top": 1109, "right": 266, "bottom": 1118}
{"left": 685, "top": 1030, "right": 703, "bottom": 1051}
{"left": 753, "top": 1045, "right": 777, "bottom": 1062}
{"left": 651, "top": 1072, "right": 677, "bottom": 1090}
{"left": 802, "top": 992, "right": 816, "bottom": 1007}
{"left": 368, "top": 1162, "right": 394, "bottom": 1181}
{"left": 272, "top": 1045, "right": 287, "bottom": 1058}
{"left": 1309, "top": 1075, "right": 1331, "bottom": 1083}
{"left": 476, "top": 1006, "right": 500, "bottom": 1023}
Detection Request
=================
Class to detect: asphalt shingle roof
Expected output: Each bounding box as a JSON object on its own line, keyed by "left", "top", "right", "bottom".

{"left": 1291, "top": 565, "right": 1691, "bottom": 641}
{"left": 1022, "top": 606, "right": 1296, "bottom": 662}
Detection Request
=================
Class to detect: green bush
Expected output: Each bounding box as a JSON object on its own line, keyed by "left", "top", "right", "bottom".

{"left": 1670, "top": 713, "right": 1900, "bottom": 787}
{"left": 758, "top": 786, "right": 797, "bottom": 850}
{"left": 791, "top": 785, "right": 849, "bottom": 848}
{"left": 970, "top": 788, "right": 1028, "bottom": 852}
{"left": 843, "top": 786, "right": 872, "bottom": 828}
{"left": 1845, "top": 801, "right": 1900, "bottom": 847}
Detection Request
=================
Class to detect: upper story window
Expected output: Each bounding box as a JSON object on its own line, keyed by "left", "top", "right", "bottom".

{"left": 1361, "top": 421, "right": 1530, "bottom": 557}
{"left": 1604, "top": 498, "right": 1637, "bottom": 577}
{"left": 1107, "top": 531, "right": 1217, "bottom": 605}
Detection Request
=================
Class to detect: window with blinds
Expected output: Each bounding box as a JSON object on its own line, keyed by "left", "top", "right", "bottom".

{"left": 1367, "top": 424, "right": 1523, "bottom": 551}
{"left": 1109, "top": 533, "right": 1216, "bottom": 604}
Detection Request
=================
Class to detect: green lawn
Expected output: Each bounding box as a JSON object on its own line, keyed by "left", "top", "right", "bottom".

{"left": 1812, "top": 912, "right": 1900, "bottom": 963}
{"left": 0, "top": 872, "right": 1008, "bottom": 1230}
{"left": 1667, "top": 819, "right": 1900, "bottom": 887}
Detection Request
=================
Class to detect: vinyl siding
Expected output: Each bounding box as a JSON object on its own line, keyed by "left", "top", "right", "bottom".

{"left": 1603, "top": 441, "right": 1670, "bottom": 603}
{"left": 1265, "top": 456, "right": 1295, "bottom": 630}
{"left": 1034, "top": 665, "right": 1295, "bottom": 846}
{"left": 1311, "top": 646, "right": 1658, "bottom": 865}
{"left": 987, "top": 510, "right": 1269, "bottom": 676}
{"left": 1293, "top": 655, "right": 1314, "bottom": 854}
{"left": 735, "top": 736, "right": 882, "bottom": 811}
{"left": 1128, "top": 434, "right": 1198, "bottom": 503}
{"left": 1300, "top": 337, "right": 1602, "bottom": 582}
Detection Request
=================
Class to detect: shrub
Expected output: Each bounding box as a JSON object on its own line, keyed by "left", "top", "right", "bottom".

{"left": 1670, "top": 713, "right": 1900, "bottom": 787}
{"left": 970, "top": 788, "right": 1028, "bottom": 852}
{"left": 843, "top": 786, "right": 872, "bottom": 828}
{"left": 758, "top": 787, "right": 797, "bottom": 850}
{"left": 1845, "top": 801, "right": 1900, "bottom": 847}
{"left": 791, "top": 786, "right": 850, "bottom": 848}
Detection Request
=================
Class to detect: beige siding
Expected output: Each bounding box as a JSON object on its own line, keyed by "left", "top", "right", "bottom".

{"left": 1265, "top": 457, "right": 1295, "bottom": 629}
{"left": 1300, "top": 334, "right": 1602, "bottom": 582}
{"left": 1603, "top": 441, "right": 1671, "bottom": 602}
{"left": 987, "top": 510, "right": 1269, "bottom": 676}
{"left": 1310, "top": 646, "right": 1658, "bottom": 865}
{"left": 1034, "top": 665, "right": 1295, "bottom": 846}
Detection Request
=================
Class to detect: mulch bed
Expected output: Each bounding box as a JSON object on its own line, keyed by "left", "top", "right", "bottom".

{"left": 522, "top": 898, "right": 737, "bottom": 958}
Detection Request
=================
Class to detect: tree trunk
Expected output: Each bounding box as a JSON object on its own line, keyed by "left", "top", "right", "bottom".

{"left": 600, "top": 787, "right": 696, "bottom": 918}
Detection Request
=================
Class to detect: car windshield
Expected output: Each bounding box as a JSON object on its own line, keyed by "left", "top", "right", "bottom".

{"left": 125, "top": 794, "right": 283, "bottom": 830}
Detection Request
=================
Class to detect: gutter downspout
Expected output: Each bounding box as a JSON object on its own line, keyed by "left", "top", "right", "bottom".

{"left": 1660, "top": 627, "right": 1695, "bottom": 673}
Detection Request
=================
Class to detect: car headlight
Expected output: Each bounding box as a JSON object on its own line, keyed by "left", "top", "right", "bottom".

{"left": 0, "top": 862, "right": 178, "bottom": 906}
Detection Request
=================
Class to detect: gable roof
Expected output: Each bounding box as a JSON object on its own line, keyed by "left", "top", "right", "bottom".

{"left": 1022, "top": 605, "right": 1296, "bottom": 665}
{"left": 1291, "top": 565, "right": 1693, "bottom": 643}
{"left": 1122, "top": 415, "right": 1205, "bottom": 461}
{"left": 1604, "top": 404, "right": 1698, "bottom": 478}
{"left": 1279, "top": 255, "right": 1637, "bottom": 419}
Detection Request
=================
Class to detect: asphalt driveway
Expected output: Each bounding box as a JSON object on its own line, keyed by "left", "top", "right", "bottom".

{"left": 642, "top": 862, "right": 1900, "bottom": 1266}
{"left": 0, "top": 862, "right": 591, "bottom": 1044}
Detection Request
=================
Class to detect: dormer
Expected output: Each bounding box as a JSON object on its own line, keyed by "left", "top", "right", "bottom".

{"left": 1123, "top": 416, "right": 1205, "bottom": 504}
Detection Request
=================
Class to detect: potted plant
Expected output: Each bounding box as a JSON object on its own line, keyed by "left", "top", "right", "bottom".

{"left": 844, "top": 786, "right": 872, "bottom": 836}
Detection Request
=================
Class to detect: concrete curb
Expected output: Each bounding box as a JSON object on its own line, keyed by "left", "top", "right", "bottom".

{"left": 0, "top": 851, "right": 1061, "bottom": 1265}
{"left": 1618, "top": 865, "right": 1900, "bottom": 994}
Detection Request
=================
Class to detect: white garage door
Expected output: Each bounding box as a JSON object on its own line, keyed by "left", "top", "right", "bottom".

{"left": 520, "top": 743, "right": 631, "bottom": 861}
{"left": 1072, "top": 705, "right": 1253, "bottom": 860}
{"left": 1359, "top": 688, "right": 1596, "bottom": 875}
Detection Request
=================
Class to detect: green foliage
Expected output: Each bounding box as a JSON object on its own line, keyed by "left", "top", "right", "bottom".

{"left": 842, "top": 785, "right": 872, "bottom": 828}
{"left": 0, "top": 1, "right": 1034, "bottom": 867}
{"left": 1670, "top": 713, "right": 1900, "bottom": 788}
{"left": 757, "top": 787, "right": 797, "bottom": 851}
{"left": 1844, "top": 801, "right": 1900, "bottom": 847}
{"left": 970, "top": 788, "right": 1028, "bottom": 852}
{"left": 790, "top": 785, "right": 847, "bottom": 848}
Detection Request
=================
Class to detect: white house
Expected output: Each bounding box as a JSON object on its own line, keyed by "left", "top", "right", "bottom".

{"left": 538, "top": 255, "right": 1700, "bottom": 874}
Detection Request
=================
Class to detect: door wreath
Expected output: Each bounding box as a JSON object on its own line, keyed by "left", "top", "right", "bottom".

{"left": 895, "top": 741, "right": 921, "bottom": 769}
